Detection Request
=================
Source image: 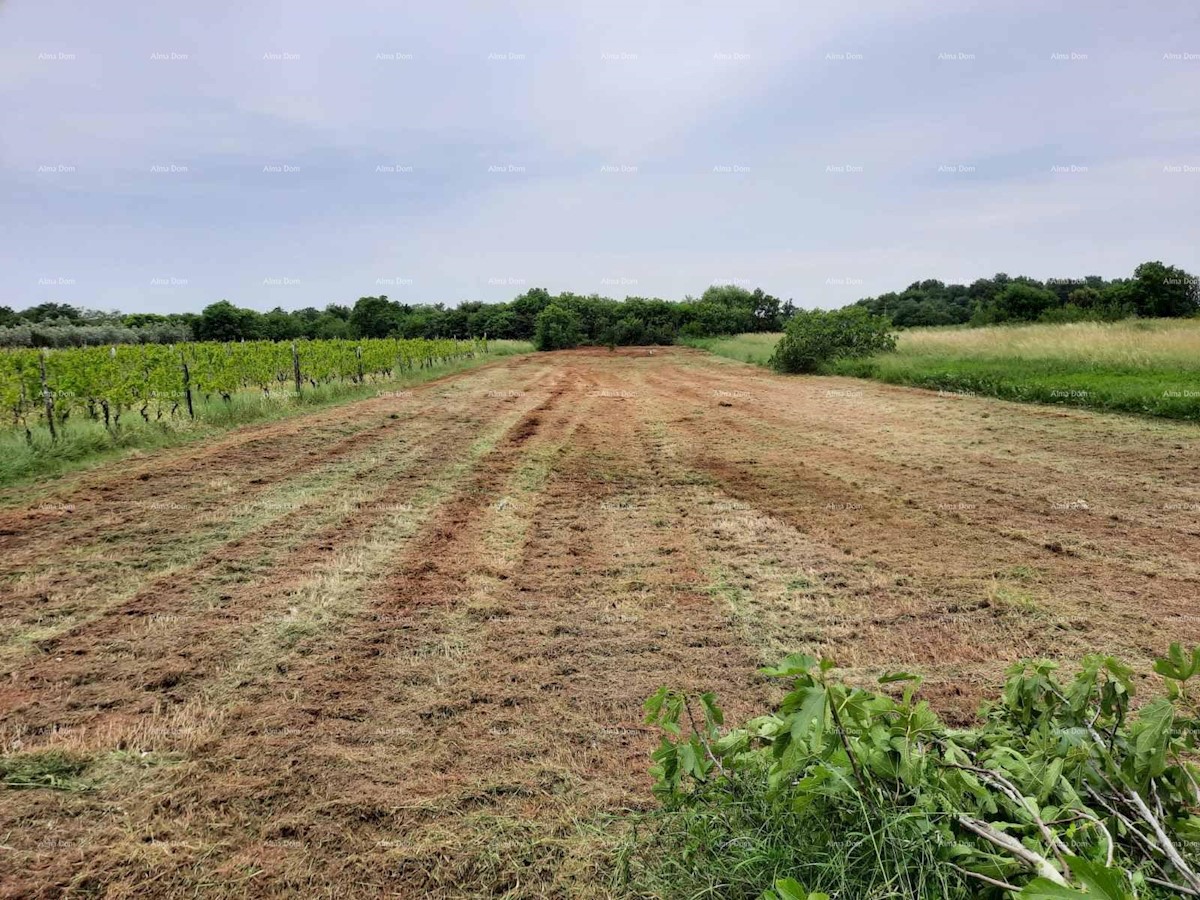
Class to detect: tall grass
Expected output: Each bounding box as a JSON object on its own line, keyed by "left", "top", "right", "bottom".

{"left": 834, "top": 319, "right": 1200, "bottom": 419}
{"left": 678, "top": 333, "right": 783, "bottom": 367}
{"left": 686, "top": 320, "right": 1200, "bottom": 420}
{"left": 614, "top": 765, "right": 967, "bottom": 900}
{"left": 885, "top": 318, "right": 1200, "bottom": 370}
{"left": 0, "top": 341, "right": 532, "bottom": 491}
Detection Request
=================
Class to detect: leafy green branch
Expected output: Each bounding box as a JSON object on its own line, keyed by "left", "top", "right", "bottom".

{"left": 642, "top": 646, "right": 1200, "bottom": 898}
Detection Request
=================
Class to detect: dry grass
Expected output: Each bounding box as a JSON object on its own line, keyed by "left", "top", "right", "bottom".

{"left": 897, "top": 318, "right": 1200, "bottom": 370}
{"left": 690, "top": 318, "right": 1200, "bottom": 419}
{"left": 1, "top": 347, "right": 1197, "bottom": 897}
{"left": 689, "top": 318, "right": 1200, "bottom": 371}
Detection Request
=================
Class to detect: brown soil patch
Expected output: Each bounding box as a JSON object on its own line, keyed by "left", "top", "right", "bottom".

{"left": 1, "top": 347, "right": 1197, "bottom": 896}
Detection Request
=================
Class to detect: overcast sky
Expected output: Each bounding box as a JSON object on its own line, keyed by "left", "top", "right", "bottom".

{"left": 1, "top": 0, "right": 1197, "bottom": 314}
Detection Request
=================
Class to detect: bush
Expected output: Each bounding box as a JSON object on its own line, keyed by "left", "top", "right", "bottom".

{"left": 769, "top": 307, "right": 896, "bottom": 373}
{"left": 533, "top": 304, "right": 583, "bottom": 351}
{"left": 623, "top": 648, "right": 1200, "bottom": 899}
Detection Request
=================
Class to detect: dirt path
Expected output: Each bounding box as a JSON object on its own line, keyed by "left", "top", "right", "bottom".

{"left": 1, "top": 348, "right": 1197, "bottom": 897}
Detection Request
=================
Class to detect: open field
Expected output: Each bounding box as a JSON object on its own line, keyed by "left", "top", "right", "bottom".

{"left": 689, "top": 319, "right": 1200, "bottom": 420}
{"left": 1, "top": 347, "right": 1199, "bottom": 897}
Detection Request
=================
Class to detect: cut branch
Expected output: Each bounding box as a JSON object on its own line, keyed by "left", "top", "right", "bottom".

{"left": 956, "top": 815, "right": 1068, "bottom": 886}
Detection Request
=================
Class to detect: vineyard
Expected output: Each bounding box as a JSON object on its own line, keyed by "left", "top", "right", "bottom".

{"left": 0, "top": 337, "right": 486, "bottom": 436}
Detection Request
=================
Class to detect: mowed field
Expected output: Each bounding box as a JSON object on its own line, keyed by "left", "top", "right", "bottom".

{"left": 2, "top": 347, "right": 1199, "bottom": 898}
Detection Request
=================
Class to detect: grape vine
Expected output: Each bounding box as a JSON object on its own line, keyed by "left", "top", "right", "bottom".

{"left": 0, "top": 337, "right": 486, "bottom": 433}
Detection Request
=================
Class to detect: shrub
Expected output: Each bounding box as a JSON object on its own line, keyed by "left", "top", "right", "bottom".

{"left": 625, "top": 647, "right": 1200, "bottom": 899}
{"left": 533, "top": 304, "right": 582, "bottom": 351}
{"left": 769, "top": 307, "right": 896, "bottom": 373}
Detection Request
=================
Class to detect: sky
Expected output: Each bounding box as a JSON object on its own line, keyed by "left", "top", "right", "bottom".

{"left": 1, "top": 0, "right": 1197, "bottom": 315}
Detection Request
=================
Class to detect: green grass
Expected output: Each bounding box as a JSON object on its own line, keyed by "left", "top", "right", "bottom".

{"left": 679, "top": 333, "right": 783, "bottom": 367}
{"left": 615, "top": 764, "right": 967, "bottom": 899}
{"left": 685, "top": 320, "right": 1200, "bottom": 420}
{"left": 0, "top": 341, "right": 532, "bottom": 492}
{"left": 0, "top": 750, "right": 93, "bottom": 790}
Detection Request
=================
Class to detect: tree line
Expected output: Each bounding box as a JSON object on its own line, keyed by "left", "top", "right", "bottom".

{"left": 0, "top": 286, "right": 790, "bottom": 348}
{"left": 852, "top": 260, "right": 1198, "bottom": 327}
{"left": 2, "top": 260, "right": 1194, "bottom": 349}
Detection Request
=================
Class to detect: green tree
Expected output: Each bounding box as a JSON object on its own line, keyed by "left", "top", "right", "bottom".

{"left": 261, "top": 307, "right": 303, "bottom": 341}
{"left": 1122, "top": 261, "right": 1199, "bottom": 318}
{"left": 770, "top": 307, "right": 896, "bottom": 374}
{"left": 20, "top": 302, "right": 84, "bottom": 323}
{"left": 509, "top": 288, "right": 553, "bottom": 339}
{"left": 986, "top": 282, "right": 1058, "bottom": 322}
{"left": 312, "top": 313, "right": 352, "bottom": 339}
{"left": 349, "top": 295, "right": 400, "bottom": 339}
{"left": 195, "top": 300, "right": 261, "bottom": 341}
{"left": 533, "top": 303, "right": 582, "bottom": 350}
{"left": 1067, "top": 285, "right": 1102, "bottom": 308}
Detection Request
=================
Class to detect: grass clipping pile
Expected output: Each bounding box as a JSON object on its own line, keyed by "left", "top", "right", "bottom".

{"left": 620, "top": 646, "right": 1200, "bottom": 899}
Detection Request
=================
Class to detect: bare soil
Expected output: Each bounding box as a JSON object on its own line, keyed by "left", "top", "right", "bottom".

{"left": 1, "top": 348, "right": 1197, "bottom": 898}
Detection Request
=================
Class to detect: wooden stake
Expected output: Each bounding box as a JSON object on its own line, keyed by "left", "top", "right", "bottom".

{"left": 292, "top": 342, "right": 302, "bottom": 395}
{"left": 181, "top": 351, "right": 194, "bottom": 420}
{"left": 39, "top": 349, "right": 57, "bottom": 442}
